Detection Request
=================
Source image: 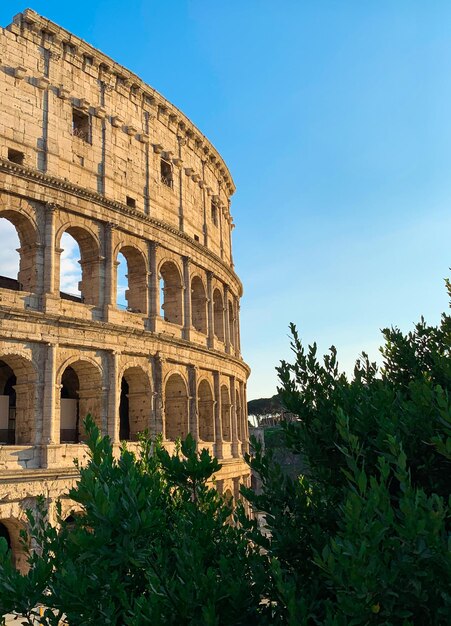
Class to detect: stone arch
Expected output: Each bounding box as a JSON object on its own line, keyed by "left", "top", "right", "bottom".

{"left": 198, "top": 379, "right": 214, "bottom": 442}
{"left": 58, "top": 358, "right": 102, "bottom": 441}
{"left": 0, "top": 518, "right": 28, "bottom": 573}
{"left": 0, "top": 354, "right": 36, "bottom": 445}
{"left": 213, "top": 288, "right": 224, "bottom": 342}
{"left": 116, "top": 245, "right": 148, "bottom": 314}
{"left": 191, "top": 275, "right": 207, "bottom": 334}
{"left": 119, "top": 365, "right": 152, "bottom": 441}
{"left": 0, "top": 208, "right": 39, "bottom": 292}
{"left": 164, "top": 372, "right": 188, "bottom": 440}
{"left": 224, "top": 489, "right": 234, "bottom": 507}
{"left": 57, "top": 223, "right": 100, "bottom": 305}
{"left": 159, "top": 260, "right": 183, "bottom": 325}
{"left": 221, "top": 385, "right": 231, "bottom": 442}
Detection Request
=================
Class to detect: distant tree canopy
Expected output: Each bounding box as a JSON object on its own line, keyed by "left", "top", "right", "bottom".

{"left": 247, "top": 393, "right": 283, "bottom": 422}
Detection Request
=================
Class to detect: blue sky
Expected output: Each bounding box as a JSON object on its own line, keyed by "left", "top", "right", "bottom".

{"left": 1, "top": 1, "right": 450, "bottom": 399}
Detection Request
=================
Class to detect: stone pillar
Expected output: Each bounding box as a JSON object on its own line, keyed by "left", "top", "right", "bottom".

{"left": 107, "top": 351, "right": 119, "bottom": 442}
{"left": 219, "top": 203, "right": 224, "bottom": 260}
{"left": 104, "top": 223, "right": 118, "bottom": 319}
{"left": 228, "top": 200, "right": 234, "bottom": 269}
{"left": 213, "top": 371, "right": 223, "bottom": 458}
{"left": 235, "top": 298, "right": 241, "bottom": 355}
{"left": 242, "top": 382, "right": 249, "bottom": 455}
{"left": 202, "top": 160, "right": 208, "bottom": 247}
{"left": 42, "top": 343, "right": 58, "bottom": 445}
{"left": 183, "top": 256, "right": 191, "bottom": 341}
{"left": 44, "top": 203, "right": 57, "bottom": 295}
{"left": 206, "top": 271, "right": 214, "bottom": 348}
{"left": 147, "top": 241, "right": 159, "bottom": 332}
{"left": 188, "top": 365, "right": 199, "bottom": 442}
{"left": 230, "top": 375, "right": 239, "bottom": 457}
{"left": 152, "top": 352, "right": 165, "bottom": 438}
{"left": 177, "top": 136, "right": 185, "bottom": 232}
{"left": 224, "top": 284, "right": 230, "bottom": 354}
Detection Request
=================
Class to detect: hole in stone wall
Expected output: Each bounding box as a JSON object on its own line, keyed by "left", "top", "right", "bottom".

{"left": 211, "top": 199, "right": 219, "bottom": 226}
{"left": 126, "top": 196, "right": 136, "bottom": 209}
{"left": 194, "top": 235, "right": 200, "bottom": 242}
{"left": 60, "top": 232, "right": 82, "bottom": 301}
{"left": 116, "top": 252, "right": 128, "bottom": 310}
{"left": 160, "top": 158, "right": 173, "bottom": 188}
{"left": 7, "top": 148, "right": 25, "bottom": 165}
{"left": 72, "top": 109, "right": 91, "bottom": 143}
{"left": 0, "top": 218, "right": 20, "bottom": 288}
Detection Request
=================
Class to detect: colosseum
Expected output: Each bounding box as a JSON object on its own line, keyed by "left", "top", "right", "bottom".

{"left": 0, "top": 9, "right": 250, "bottom": 570}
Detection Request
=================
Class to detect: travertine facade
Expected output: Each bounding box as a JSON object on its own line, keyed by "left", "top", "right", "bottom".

{"left": 0, "top": 9, "right": 250, "bottom": 570}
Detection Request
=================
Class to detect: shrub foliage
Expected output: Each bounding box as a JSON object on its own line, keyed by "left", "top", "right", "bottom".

{"left": 0, "top": 283, "right": 450, "bottom": 625}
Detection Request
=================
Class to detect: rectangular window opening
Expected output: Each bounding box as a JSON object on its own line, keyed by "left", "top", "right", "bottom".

{"left": 194, "top": 234, "right": 200, "bottom": 242}
{"left": 63, "top": 42, "right": 76, "bottom": 56}
{"left": 211, "top": 199, "right": 219, "bottom": 226}
{"left": 160, "top": 158, "right": 173, "bottom": 188}
{"left": 7, "top": 148, "right": 25, "bottom": 165}
{"left": 72, "top": 109, "right": 91, "bottom": 143}
{"left": 126, "top": 196, "right": 136, "bottom": 209}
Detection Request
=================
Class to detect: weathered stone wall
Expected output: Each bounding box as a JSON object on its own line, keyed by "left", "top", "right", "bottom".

{"left": 0, "top": 9, "right": 250, "bottom": 571}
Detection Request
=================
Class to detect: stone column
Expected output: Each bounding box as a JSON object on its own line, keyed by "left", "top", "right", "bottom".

{"left": 183, "top": 256, "right": 191, "bottom": 341}
{"left": 213, "top": 371, "right": 223, "bottom": 458}
{"left": 224, "top": 284, "right": 230, "bottom": 354}
{"left": 177, "top": 136, "right": 185, "bottom": 232}
{"left": 230, "top": 375, "right": 239, "bottom": 457}
{"left": 43, "top": 203, "right": 57, "bottom": 295}
{"left": 202, "top": 160, "right": 208, "bottom": 247}
{"left": 235, "top": 298, "right": 242, "bottom": 355}
{"left": 242, "top": 382, "right": 249, "bottom": 455}
{"left": 107, "top": 351, "right": 119, "bottom": 442}
{"left": 152, "top": 352, "right": 165, "bottom": 439}
{"left": 103, "top": 224, "right": 116, "bottom": 314}
{"left": 147, "top": 241, "right": 159, "bottom": 332}
{"left": 228, "top": 200, "right": 234, "bottom": 269}
{"left": 42, "top": 342, "right": 58, "bottom": 445}
{"left": 188, "top": 365, "right": 199, "bottom": 442}
{"left": 206, "top": 271, "right": 214, "bottom": 348}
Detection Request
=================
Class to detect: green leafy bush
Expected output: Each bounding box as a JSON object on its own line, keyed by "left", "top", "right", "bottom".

{"left": 1, "top": 283, "right": 450, "bottom": 625}
{"left": 0, "top": 428, "right": 267, "bottom": 626}
{"left": 243, "top": 281, "right": 451, "bottom": 624}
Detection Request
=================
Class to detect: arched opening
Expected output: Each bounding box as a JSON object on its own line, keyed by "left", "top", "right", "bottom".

{"left": 164, "top": 373, "right": 188, "bottom": 441}
{"left": 0, "top": 519, "right": 28, "bottom": 572}
{"left": 0, "top": 210, "right": 38, "bottom": 292}
{"left": 0, "top": 521, "right": 11, "bottom": 551}
{"left": 59, "top": 227, "right": 100, "bottom": 305}
{"left": 0, "top": 355, "right": 36, "bottom": 445}
{"left": 119, "top": 367, "right": 151, "bottom": 441}
{"left": 213, "top": 289, "right": 224, "bottom": 342}
{"left": 191, "top": 276, "right": 207, "bottom": 334}
{"left": 159, "top": 261, "right": 183, "bottom": 325}
{"left": 198, "top": 379, "right": 214, "bottom": 442}
{"left": 228, "top": 301, "right": 235, "bottom": 348}
{"left": 116, "top": 246, "right": 147, "bottom": 314}
{"left": 60, "top": 366, "right": 79, "bottom": 443}
{"left": 59, "top": 360, "right": 102, "bottom": 442}
{"left": 221, "top": 385, "right": 231, "bottom": 442}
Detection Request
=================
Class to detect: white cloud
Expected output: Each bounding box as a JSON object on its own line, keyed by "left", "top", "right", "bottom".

{"left": 60, "top": 233, "right": 81, "bottom": 295}
{"left": 0, "top": 219, "right": 20, "bottom": 278}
